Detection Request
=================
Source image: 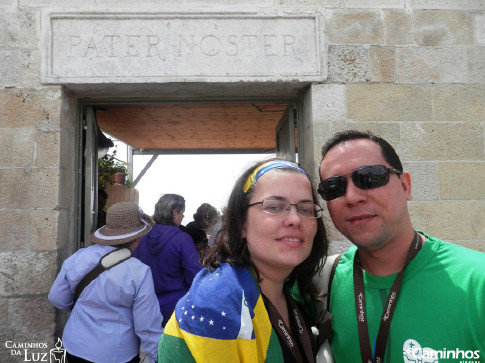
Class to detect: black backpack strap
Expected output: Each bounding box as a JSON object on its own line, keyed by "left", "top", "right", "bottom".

{"left": 73, "top": 248, "right": 131, "bottom": 306}
{"left": 315, "top": 253, "right": 342, "bottom": 347}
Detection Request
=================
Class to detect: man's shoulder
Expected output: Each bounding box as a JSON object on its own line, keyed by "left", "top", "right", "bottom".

{"left": 427, "top": 234, "right": 485, "bottom": 260}
{"left": 425, "top": 234, "right": 485, "bottom": 278}
{"left": 336, "top": 246, "right": 357, "bottom": 266}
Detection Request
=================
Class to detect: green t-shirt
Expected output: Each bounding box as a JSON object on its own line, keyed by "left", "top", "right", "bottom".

{"left": 330, "top": 233, "right": 485, "bottom": 363}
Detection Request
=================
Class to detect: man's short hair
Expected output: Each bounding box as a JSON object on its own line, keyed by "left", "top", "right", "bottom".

{"left": 320, "top": 130, "right": 403, "bottom": 175}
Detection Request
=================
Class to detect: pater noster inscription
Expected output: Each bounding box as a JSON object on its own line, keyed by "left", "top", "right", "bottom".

{"left": 45, "top": 15, "right": 323, "bottom": 81}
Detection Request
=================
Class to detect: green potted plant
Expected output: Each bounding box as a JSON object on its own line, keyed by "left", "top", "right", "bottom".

{"left": 113, "top": 163, "right": 128, "bottom": 185}
{"left": 98, "top": 150, "right": 130, "bottom": 189}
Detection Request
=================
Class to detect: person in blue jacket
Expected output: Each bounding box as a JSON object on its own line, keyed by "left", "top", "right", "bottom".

{"left": 48, "top": 202, "right": 163, "bottom": 363}
{"left": 133, "top": 193, "right": 203, "bottom": 326}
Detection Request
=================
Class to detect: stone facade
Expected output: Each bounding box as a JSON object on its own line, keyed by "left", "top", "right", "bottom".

{"left": 1, "top": 1, "right": 484, "bottom": 361}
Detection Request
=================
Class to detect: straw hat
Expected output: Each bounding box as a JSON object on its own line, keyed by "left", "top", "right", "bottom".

{"left": 91, "top": 202, "right": 154, "bottom": 245}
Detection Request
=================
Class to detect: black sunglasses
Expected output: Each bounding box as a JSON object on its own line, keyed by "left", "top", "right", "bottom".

{"left": 318, "top": 165, "right": 402, "bottom": 201}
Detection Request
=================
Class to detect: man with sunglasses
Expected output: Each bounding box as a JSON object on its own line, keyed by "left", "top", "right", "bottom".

{"left": 316, "top": 130, "right": 484, "bottom": 363}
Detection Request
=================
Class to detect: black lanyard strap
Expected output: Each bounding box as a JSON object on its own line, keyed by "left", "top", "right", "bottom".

{"left": 353, "top": 231, "right": 422, "bottom": 363}
{"left": 262, "top": 291, "right": 315, "bottom": 363}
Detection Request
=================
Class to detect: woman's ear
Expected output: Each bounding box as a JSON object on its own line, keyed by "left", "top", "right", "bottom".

{"left": 241, "top": 220, "right": 247, "bottom": 239}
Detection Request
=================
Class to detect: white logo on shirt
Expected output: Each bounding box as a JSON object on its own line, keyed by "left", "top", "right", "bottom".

{"left": 402, "top": 338, "right": 481, "bottom": 363}
{"left": 403, "top": 339, "right": 438, "bottom": 363}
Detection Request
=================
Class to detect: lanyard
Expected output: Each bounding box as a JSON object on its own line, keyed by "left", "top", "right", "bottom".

{"left": 353, "top": 231, "right": 422, "bottom": 363}
{"left": 263, "top": 290, "right": 315, "bottom": 363}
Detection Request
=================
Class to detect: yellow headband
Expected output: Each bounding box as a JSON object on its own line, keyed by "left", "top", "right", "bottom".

{"left": 242, "top": 160, "right": 307, "bottom": 193}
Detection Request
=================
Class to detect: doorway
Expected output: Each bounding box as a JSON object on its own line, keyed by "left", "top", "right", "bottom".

{"left": 80, "top": 100, "right": 301, "bottom": 247}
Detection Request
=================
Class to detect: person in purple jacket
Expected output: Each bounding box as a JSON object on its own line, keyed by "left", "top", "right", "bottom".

{"left": 133, "top": 194, "right": 203, "bottom": 326}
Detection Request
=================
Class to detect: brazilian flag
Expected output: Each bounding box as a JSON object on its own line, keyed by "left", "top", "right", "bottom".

{"left": 158, "top": 263, "right": 284, "bottom": 362}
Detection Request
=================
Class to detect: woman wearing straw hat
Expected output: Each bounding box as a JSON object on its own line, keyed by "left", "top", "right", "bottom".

{"left": 48, "top": 202, "right": 163, "bottom": 363}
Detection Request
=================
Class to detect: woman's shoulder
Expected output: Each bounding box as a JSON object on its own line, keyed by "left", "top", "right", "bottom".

{"left": 172, "top": 264, "right": 261, "bottom": 339}
{"left": 64, "top": 245, "right": 113, "bottom": 268}
{"left": 178, "top": 264, "right": 257, "bottom": 308}
{"left": 149, "top": 224, "right": 191, "bottom": 241}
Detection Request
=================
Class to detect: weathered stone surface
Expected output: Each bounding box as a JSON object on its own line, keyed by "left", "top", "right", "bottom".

{"left": 402, "top": 162, "right": 439, "bottom": 201}
{"left": 0, "top": 50, "right": 20, "bottom": 87}
{"left": 439, "top": 162, "right": 485, "bottom": 200}
{"left": 186, "top": 0, "right": 268, "bottom": 5}
{"left": 401, "top": 122, "right": 484, "bottom": 160}
{"left": 7, "top": 9, "right": 39, "bottom": 48}
{"left": 0, "top": 128, "right": 35, "bottom": 167}
{"left": 42, "top": 14, "right": 326, "bottom": 83}
{"left": 409, "top": 0, "right": 485, "bottom": 10}
{"left": 6, "top": 297, "right": 55, "bottom": 344}
{"left": 326, "top": 10, "right": 384, "bottom": 44}
{"left": 347, "top": 84, "right": 433, "bottom": 121}
{"left": 439, "top": 47, "right": 468, "bottom": 83}
{"left": 98, "top": 0, "right": 182, "bottom": 6}
{"left": 396, "top": 47, "right": 468, "bottom": 83}
{"left": 0, "top": 88, "right": 62, "bottom": 127}
{"left": 311, "top": 84, "right": 346, "bottom": 123}
{"left": 0, "top": 0, "right": 17, "bottom": 7}
{"left": 370, "top": 46, "right": 395, "bottom": 82}
{"left": 312, "top": 121, "right": 333, "bottom": 163}
{"left": 476, "top": 13, "right": 485, "bottom": 45}
{"left": 20, "top": 0, "right": 92, "bottom": 5}
{"left": 278, "top": 0, "right": 340, "bottom": 5}
{"left": 0, "top": 298, "right": 8, "bottom": 361}
{"left": 344, "top": 0, "right": 404, "bottom": 8}
{"left": 0, "top": 251, "right": 57, "bottom": 296}
{"left": 35, "top": 129, "right": 60, "bottom": 167}
{"left": 384, "top": 10, "right": 413, "bottom": 45}
{"left": 433, "top": 85, "right": 485, "bottom": 121}
{"left": 20, "top": 50, "right": 41, "bottom": 88}
{"left": 0, "top": 14, "right": 6, "bottom": 47}
{"left": 471, "top": 201, "right": 485, "bottom": 239}
{"left": 329, "top": 122, "right": 401, "bottom": 153}
{"left": 467, "top": 47, "right": 485, "bottom": 84}
{"left": 30, "top": 209, "right": 59, "bottom": 251}
{"left": 0, "top": 210, "right": 30, "bottom": 251}
{"left": 397, "top": 47, "right": 440, "bottom": 82}
{"left": 414, "top": 10, "right": 473, "bottom": 45}
{"left": 328, "top": 45, "right": 369, "bottom": 83}
{"left": 409, "top": 201, "right": 471, "bottom": 240}
{"left": 0, "top": 168, "right": 59, "bottom": 209}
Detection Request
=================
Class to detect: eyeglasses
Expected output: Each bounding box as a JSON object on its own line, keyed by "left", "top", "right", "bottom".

{"left": 318, "top": 165, "right": 401, "bottom": 201}
{"left": 248, "top": 199, "right": 322, "bottom": 218}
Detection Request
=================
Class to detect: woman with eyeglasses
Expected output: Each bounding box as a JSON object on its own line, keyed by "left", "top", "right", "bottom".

{"left": 158, "top": 157, "right": 329, "bottom": 363}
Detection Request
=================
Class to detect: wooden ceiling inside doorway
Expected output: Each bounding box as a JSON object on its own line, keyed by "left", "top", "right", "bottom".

{"left": 95, "top": 102, "right": 293, "bottom": 152}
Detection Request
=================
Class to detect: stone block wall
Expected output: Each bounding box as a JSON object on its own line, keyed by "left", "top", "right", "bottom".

{"left": 0, "top": 3, "right": 79, "bottom": 354}
{"left": 0, "top": 0, "right": 484, "bottom": 361}
{"left": 309, "top": 4, "right": 484, "bottom": 253}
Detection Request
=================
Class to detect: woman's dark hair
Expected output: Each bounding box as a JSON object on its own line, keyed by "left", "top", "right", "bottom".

{"left": 202, "top": 156, "right": 329, "bottom": 302}
{"left": 193, "top": 203, "right": 219, "bottom": 227}
{"left": 320, "top": 130, "right": 403, "bottom": 173}
{"left": 152, "top": 194, "right": 185, "bottom": 225}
